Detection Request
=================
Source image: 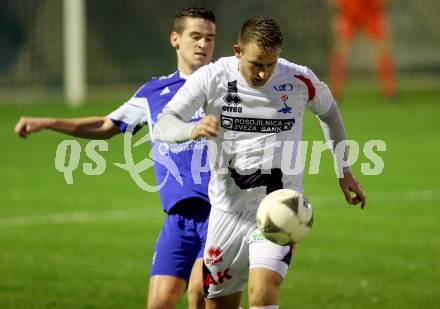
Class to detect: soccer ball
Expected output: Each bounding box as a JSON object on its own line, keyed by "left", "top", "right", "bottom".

{"left": 256, "top": 189, "right": 313, "bottom": 245}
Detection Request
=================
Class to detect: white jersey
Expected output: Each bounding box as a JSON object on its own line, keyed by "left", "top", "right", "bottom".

{"left": 164, "top": 56, "right": 334, "bottom": 212}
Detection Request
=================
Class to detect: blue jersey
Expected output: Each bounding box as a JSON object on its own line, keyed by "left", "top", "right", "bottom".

{"left": 109, "top": 71, "right": 210, "bottom": 212}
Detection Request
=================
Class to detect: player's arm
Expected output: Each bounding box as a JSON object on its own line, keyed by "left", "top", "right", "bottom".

{"left": 306, "top": 75, "right": 366, "bottom": 209}
{"left": 153, "top": 65, "right": 217, "bottom": 143}
{"left": 14, "top": 116, "right": 120, "bottom": 139}
{"left": 154, "top": 112, "right": 218, "bottom": 143}
{"left": 317, "top": 103, "right": 366, "bottom": 209}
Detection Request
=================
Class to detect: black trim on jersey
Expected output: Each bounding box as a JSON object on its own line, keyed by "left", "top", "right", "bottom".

{"left": 229, "top": 167, "right": 283, "bottom": 194}
{"left": 221, "top": 115, "right": 295, "bottom": 133}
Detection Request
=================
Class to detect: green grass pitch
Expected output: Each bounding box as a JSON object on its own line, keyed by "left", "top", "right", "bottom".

{"left": 1, "top": 88, "right": 439, "bottom": 308}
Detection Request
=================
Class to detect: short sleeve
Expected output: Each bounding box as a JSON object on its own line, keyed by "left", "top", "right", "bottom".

{"left": 295, "top": 67, "right": 335, "bottom": 116}
{"left": 108, "top": 97, "right": 148, "bottom": 134}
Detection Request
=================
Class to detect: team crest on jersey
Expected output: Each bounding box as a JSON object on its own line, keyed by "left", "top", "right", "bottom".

{"left": 222, "top": 80, "right": 243, "bottom": 113}
{"left": 278, "top": 94, "right": 293, "bottom": 114}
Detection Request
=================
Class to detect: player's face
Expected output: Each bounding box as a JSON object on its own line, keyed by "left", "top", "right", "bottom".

{"left": 171, "top": 17, "right": 216, "bottom": 75}
{"left": 235, "top": 42, "right": 281, "bottom": 88}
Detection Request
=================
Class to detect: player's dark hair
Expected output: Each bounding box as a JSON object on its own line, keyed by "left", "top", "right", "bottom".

{"left": 238, "top": 15, "right": 283, "bottom": 53}
{"left": 173, "top": 7, "right": 216, "bottom": 34}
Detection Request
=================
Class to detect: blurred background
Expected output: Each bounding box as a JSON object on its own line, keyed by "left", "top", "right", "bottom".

{"left": 0, "top": 0, "right": 439, "bottom": 101}
{"left": 1, "top": 1, "right": 439, "bottom": 308}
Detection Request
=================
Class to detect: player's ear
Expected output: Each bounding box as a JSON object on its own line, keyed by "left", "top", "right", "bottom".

{"left": 234, "top": 44, "right": 241, "bottom": 58}
{"left": 170, "top": 31, "right": 179, "bottom": 49}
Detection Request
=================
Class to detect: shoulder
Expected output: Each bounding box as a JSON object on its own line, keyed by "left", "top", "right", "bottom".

{"left": 213, "top": 56, "right": 238, "bottom": 72}
{"left": 133, "top": 71, "right": 181, "bottom": 98}
{"left": 184, "top": 57, "right": 236, "bottom": 90}
{"left": 277, "top": 58, "right": 319, "bottom": 81}
{"left": 276, "top": 58, "right": 322, "bottom": 102}
{"left": 194, "top": 57, "right": 237, "bottom": 78}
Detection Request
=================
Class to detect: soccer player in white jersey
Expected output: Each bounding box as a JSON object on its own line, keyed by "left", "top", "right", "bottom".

{"left": 154, "top": 15, "right": 366, "bottom": 309}
{"left": 15, "top": 7, "right": 216, "bottom": 309}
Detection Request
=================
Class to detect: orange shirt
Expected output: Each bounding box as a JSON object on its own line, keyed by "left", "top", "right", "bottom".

{"left": 337, "top": 0, "right": 386, "bottom": 17}
{"left": 334, "top": 0, "right": 389, "bottom": 39}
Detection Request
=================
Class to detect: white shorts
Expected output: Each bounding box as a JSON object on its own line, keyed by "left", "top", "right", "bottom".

{"left": 202, "top": 207, "right": 295, "bottom": 299}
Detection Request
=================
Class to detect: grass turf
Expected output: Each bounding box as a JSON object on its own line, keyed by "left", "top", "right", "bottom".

{"left": 0, "top": 88, "right": 439, "bottom": 308}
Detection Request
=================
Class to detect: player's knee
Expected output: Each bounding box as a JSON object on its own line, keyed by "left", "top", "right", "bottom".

{"left": 187, "top": 280, "right": 202, "bottom": 296}
{"left": 187, "top": 281, "right": 204, "bottom": 309}
{"left": 147, "top": 292, "right": 180, "bottom": 309}
{"left": 147, "top": 300, "right": 176, "bottom": 309}
{"left": 248, "top": 269, "right": 282, "bottom": 306}
{"left": 249, "top": 283, "right": 279, "bottom": 306}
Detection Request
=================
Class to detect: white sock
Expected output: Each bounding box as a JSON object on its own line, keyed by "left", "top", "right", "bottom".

{"left": 250, "top": 306, "right": 279, "bottom": 309}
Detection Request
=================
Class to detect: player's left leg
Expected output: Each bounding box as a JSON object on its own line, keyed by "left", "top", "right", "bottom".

{"left": 248, "top": 268, "right": 283, "bottom": 307}
{"left": 248, "top": 229, "right": 295, "bottom": 308}
{"left": 365, "top": 12, "right": 396, "bottom": 98}
{"left": 147, "top": 275, "right": 187, "bottom": 309}
{"left": 329, "top": 13, "right": 356, "bottom": 99}
{"left": 188, "top": 198, "right": 212, "bottom": 309}
{"left": 375, "top": 40, "right": 395, "bottom": 98}
{"left": 148, "top": 259, "right": 206, "bottom": 309}
{"left": 187, "top": 258, "right": 205, "bottom": 309}
{"left": 202, "top": 207, "right": 254, "bottom": 308}
{"left": 148, "top": 198, "right": 210, "bottom": 309}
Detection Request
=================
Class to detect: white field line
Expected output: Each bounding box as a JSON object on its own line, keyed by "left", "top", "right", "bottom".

{"left": 0, "top": 190, "right": 438, "bottom": 228}
{"left": 0, "top": 207, "right": 156, "bottom": 228}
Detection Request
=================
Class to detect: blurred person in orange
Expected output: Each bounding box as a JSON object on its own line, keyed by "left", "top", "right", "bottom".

{"left": 328, "top": 0, "right": 396, "bottom": 99}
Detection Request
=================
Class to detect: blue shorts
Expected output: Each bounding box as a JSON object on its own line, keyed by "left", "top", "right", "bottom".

{"left": 150, "top": 198, "right": 211, "bottom": 280}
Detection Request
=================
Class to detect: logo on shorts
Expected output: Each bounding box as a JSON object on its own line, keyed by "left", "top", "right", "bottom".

{"left": 205, "top": 246, "right": 223, "bottom": 265}
{"left": 251, "top": 230, "right": 267, "bottom": 242}
{"left": 203, "top": 268, "right": 232, "bottom": 286}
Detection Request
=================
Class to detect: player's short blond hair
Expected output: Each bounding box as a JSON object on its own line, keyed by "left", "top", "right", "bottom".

{"left": 238, "top": 15, "right": 283, "bottom": 54}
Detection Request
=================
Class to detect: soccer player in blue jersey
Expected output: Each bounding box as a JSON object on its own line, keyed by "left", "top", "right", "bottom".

{"left": 14, "top": 7, "right": 216, "bottom": 309}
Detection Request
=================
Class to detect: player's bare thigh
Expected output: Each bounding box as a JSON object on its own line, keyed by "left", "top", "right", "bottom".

{"left": 147, "top": 275, "right": 186, "bottom": 309}
{"left": 248, "top": 267, "right": 283, "bottom": 306}
{"left": 147, "top": 259, "right": 206, "bottom": 309}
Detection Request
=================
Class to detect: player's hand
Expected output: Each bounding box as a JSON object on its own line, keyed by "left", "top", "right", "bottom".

{"left": 338, "top": 171, "right": 366, "bottom": 209}
{"left": 14, "top": 116, "right": 49, "bottom": 138}
{"left": 191, "top": 115, "right": 219, "bottom": 139}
